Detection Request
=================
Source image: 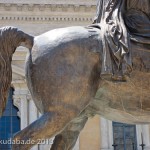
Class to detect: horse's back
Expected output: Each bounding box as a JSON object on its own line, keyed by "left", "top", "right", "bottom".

{"left": 34, "top": 26, "right": 100, "bottom": 50}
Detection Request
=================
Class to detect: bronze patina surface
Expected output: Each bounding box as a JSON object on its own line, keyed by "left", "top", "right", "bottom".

{"left": 0, "top": 0, "right": 149, "bottom": 149}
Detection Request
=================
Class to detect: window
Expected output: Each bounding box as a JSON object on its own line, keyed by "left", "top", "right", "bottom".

{"left": 113, "top": 122, "right": 137, "bottom": 150}
{"left": 0, "top": 88, "right": 20, "bottom": 150}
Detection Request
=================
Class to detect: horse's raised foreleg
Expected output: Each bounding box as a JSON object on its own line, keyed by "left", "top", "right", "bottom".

{"left": 12, "top": 110, "right": 78, "bottom": 150}
{"left": 50, "top": 116, "right": 88, "bottom": 150}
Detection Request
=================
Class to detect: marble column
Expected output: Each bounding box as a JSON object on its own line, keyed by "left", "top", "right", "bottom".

{"left": 136, "top": 125, "right": 150, "bottom": 150}
{"left": 28, "top": 97, "right": 39, "bottom": 150}
{"left": 20, "top": 96, "right": 28, "bottom": 130}
{"left": 142, "top": 125, "right": 150, "bottom": 150}
{"left": 100, "top": 117, "right": 113, "bottom": 150}
{"left": 136, "top": 125, "right": 142, "bottom": 150}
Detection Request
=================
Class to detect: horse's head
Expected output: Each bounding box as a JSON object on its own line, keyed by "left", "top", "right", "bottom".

{"left": 0, "top": 26, "right": 34, "bottom": 116}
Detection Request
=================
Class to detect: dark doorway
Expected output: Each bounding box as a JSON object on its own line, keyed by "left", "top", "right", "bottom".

{"left": 0, "top": 88, "right": 20, "bottom": 150}
{"left": 113, "top": 122, "right": 137, "bottom": 150}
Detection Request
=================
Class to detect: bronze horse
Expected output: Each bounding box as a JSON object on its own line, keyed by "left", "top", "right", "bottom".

{"left": 0, "top": 25, "right": 149, "bottom": 150}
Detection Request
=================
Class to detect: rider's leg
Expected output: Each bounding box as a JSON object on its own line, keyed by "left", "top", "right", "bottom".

{"left": 50, "top": 116, "right": 88, "bottom": 150}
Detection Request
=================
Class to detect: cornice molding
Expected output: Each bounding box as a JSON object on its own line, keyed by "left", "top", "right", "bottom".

{"left": 0, "top": 0, "right": 96, "bottom": 5}
{"left": 0, "top": 16, "right": 93, "bottom": 22}
{"left": 0, "top": 3, "right": 96, "bottom": 12}
{"left": 0, "top": 3, "right": 95, "bottom": 22}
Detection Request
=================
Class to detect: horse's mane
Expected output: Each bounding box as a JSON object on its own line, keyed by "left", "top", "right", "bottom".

{"left": 0, "top": 53, "right": 12, "bottom": 116}
{"left": 0, "top": 26, "right": 21, "bottom": 116}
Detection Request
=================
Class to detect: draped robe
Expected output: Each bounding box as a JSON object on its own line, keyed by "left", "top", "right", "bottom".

{"left": 94, "top": 0, "right": 150, "bottom": 80}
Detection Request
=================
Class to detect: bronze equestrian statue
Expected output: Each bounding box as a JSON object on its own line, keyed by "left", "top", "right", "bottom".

{"left": 0, "top": 0, "right": 149, "bottom": 150}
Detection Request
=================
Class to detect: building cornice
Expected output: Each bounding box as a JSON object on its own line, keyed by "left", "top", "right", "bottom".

{"left": 0, "top": 16, "right": 93, "bottom": 22}
{"left": 0, "top": 3, "right": 96, "bottom": 22}
{"left": 0, "top": 3, "right": 96, "bottom": 12}
{"left": 0, "top": 0, "right": 96, "bottom": 5}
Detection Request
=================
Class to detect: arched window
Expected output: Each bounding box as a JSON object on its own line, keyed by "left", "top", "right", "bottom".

{"left": 0, "top": 88, "right": 20, "bottom": 150}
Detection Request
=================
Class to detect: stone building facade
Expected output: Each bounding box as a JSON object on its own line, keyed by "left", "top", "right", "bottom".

{"left": 0, "top": 0, "right": 150, "bottom": 150}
